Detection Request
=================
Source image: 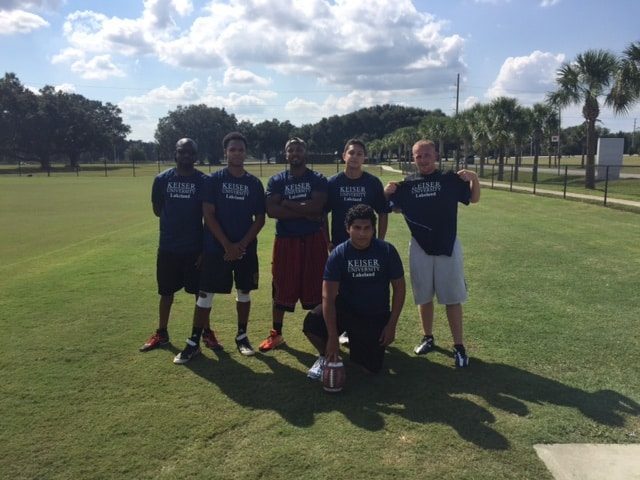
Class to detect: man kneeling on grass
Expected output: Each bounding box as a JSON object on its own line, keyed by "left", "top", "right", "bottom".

{"left": 303, "top": 204, "right": 405, "bottom": 378}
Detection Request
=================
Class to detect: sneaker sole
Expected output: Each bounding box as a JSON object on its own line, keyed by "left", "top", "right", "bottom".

{"left": 139, "top": 340, "right": 169, "bottom": 352}
{"left": 258, "top": 340, "right": 285, "bottom": 352}
{"left": 237, "top": 347, "right": 255, "bottom": 356}
{"left": 173, "top": 349, "right": 200, "bottom": 364}
{"left": 414, "top": 346, "right": 434, "bottom": 355}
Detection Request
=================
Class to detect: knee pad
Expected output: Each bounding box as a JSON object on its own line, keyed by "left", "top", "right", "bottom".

{"left": 235, "top": 290, "right": 251, "bottom": 303}
{"left": 196, "top": 291, "right": 214, "bottom": 309}
{"left": 302, "top": 311, "right": 323, "bottom": 334}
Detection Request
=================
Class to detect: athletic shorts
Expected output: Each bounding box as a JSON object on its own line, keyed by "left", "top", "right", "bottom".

{"left": 156, "top": 249, "right": 200, "bottom": 296}
{"left": 409, "top": 237, "right": 467, "bottom": 305}
{"left": 272, "top": 230, "right": 328, "bottom": 311}
{"left": 303, "top": 298, "right": 389, "bottom": 373}
{"left": 199, "top": 244, "right": 259, "bottom": 294}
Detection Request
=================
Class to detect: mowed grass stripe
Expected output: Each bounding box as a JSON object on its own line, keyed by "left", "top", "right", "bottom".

{"left": 1, "top": 176, "right": 638, "bottom": 479}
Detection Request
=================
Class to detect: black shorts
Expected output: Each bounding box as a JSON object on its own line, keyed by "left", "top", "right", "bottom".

{"left": 199, "top": 244, "right": 259, "bottom": 293}
{"left": 156, "top": 249, "right": 200, "bottom": 296}
{"left": 303, "top": 297, "right": 390, "bottom": 373}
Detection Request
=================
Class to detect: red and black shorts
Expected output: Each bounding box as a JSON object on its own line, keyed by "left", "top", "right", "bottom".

{"left": 272, "top": 230, "right": 327, "bottom": 311}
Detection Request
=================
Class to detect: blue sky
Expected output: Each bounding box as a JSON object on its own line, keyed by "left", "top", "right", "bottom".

{"left": 1, "top": 0, "right": 639, "bottom": 141}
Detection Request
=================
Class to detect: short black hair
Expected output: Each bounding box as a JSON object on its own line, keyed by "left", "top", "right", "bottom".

{"left": 222, "top": 131, "right": 248, "bottom": 150}
{"left": 175, "top": 138, "right": 198, "bottom": 153}
{"left": 344, "top": 204, "right": 377, "bottom": 230}
{"left": 343, "top": 138, "right": 367, "bottom": 155}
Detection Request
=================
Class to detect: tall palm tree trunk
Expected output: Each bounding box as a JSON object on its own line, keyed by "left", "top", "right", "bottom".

{"left": 585, "top": 119, "right": 597, "bottom": 189}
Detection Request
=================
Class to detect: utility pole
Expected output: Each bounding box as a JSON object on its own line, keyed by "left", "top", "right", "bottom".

{"left": 556, "top": 107, "right": 561, "bottom": 166}
{"left": 455, "top": 73, "right": 460, "bottom": 116}
{"left": 455, "top": 73, "right": 460, "bottom": 168}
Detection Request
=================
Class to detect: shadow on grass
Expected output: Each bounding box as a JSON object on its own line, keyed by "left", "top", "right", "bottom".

{"left": 180, "top": 344, "right": 639, "bottom": 451}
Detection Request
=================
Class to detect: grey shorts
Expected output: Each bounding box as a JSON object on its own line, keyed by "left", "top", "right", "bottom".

{"left": 409, "top": 237, "right": 467, "bottom": 305}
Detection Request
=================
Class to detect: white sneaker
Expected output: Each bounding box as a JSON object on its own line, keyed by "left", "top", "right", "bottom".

{"left": 338, "top": 332, "right": 349, "bottom": 346}
{"left": 307, "top": 355, "right": 325, "bottom": 380}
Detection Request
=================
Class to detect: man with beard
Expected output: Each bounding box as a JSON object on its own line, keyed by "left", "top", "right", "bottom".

{"left": 260, "top": 138, "right": 328, "bottom": 352}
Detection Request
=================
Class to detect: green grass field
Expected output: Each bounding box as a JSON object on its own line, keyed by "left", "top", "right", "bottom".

{"left": 1, "top": 175, "right": 639, "bottom": 479}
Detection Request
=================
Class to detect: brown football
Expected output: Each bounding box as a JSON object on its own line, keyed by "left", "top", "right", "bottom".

{"left": 322, "top": 359, "right": 346, "bottom": 393}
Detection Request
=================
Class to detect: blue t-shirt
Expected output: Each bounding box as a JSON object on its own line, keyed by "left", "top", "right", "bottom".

{"left": 151, "top": 167, "right": 207, "bottom": 253}
{"left": 327, "top": 171, "right": 391, "bottom": 245}
{"left": 266, "top": 168, "right": 328, "bottom": 237}
{"left": 202, "top": 168, "right": 266, "bottom": 253}
{"left": 390, "top": 170, "right": 470, "bottom": 256}
{"left": 324, "top": 238, "right": 404, "bottom": 316}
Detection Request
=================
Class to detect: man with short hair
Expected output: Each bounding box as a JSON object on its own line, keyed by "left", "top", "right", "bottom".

{"left": 140, "top": 138, "right": 211, "bottom": 352}
{"left": 303, "top": 204, "right": 405, "bottom": 377}
{"left": 326, "top": 138, "right": 391, "bottom": 346}
{"left": 260, "top": 137, "right": 328, "bottom": 352}
{"left": 384, "top": 139, "right": 480, "bottom": 368}
{"left": 326, "top": 139, "right": 390, "bottom": 250}
{"left": 174, "top": 132, "right": 266, "bottom": 363}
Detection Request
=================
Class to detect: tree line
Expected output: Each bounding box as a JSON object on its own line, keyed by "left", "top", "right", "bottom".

{"left": 2, "top": 40, "right": 638, "bottom": 189}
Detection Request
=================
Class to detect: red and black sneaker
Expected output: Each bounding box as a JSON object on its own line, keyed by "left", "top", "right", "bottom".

{"left": 202, "top": 330, "right": 224, "bottom": 351}
{"left": 139, "top": 331, "right": 169, "bottom": 352}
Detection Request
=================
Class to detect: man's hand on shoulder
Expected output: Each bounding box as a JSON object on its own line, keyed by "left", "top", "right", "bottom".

{"left": 384, "top": 181, "right": 401, "bottom": 198}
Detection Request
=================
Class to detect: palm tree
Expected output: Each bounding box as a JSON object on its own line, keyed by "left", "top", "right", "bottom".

{"left": 488, "top": 97, "right": 519, "bottom": 181}
{"left": 547, "top": 49, "right": 620, "bottom": 189}
{"left": 511, "top": 105, "right": 531, "bottom": 182}
{"left": 610, "top": 41, "right": 640, "bottom": 113}
{"left": 394, "top": 126, "right": 420, "bottom": 164}
{"left": 454, "top": 111, "right": 474, "bottom": 170}
{"left": 530, "top": 103, "right": 556, "bottom": 182}
{"left": 419, "top": 115, "right": 454, "bottom": 166}
{"left": 367, "top": 139, "right": 383, "bottom": 163}
{"left": 466, "top": 104, "right": 491, "bottom": 178}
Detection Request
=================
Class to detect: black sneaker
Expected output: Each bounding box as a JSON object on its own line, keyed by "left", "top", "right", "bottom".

{"left": 453, "top": 346, "right": 469, "bottom": 368}
{"left": 235, "top": 333, "right": 255, "bottom": 356}
{"left": 414, "top": 335, "right": 435, "bottom": 355}
{"left": 173, "top": 339, "right": 201, "bottom": 364}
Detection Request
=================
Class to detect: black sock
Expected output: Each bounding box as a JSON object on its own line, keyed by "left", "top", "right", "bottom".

{"left": 237, "top": 324, "right": 247, "bottom": 337}
{"left": 190, "top": 327, "right": 203, "bottom": 343}
{"left": 273, "top": 322, "right": 283, "bottom": 335}
{"left": 157, "top": 328, "right": 168, "bottom": 337}
{"left": 454, "top": 344, "right": 465, "bottom": 353}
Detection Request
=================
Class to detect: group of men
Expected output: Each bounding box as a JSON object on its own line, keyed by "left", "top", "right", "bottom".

{"left": 140, "top": 133, "right": 480, "bottom": 379}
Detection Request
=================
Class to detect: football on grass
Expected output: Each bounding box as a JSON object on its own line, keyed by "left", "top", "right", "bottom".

{"left": 322, "top": 359, "right": 346, "bottom": 393}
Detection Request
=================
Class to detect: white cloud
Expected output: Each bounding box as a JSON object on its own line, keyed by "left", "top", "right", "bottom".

{"left": 53, "top": 45, "right": 125, "bottom": 80}
{"left": 463, "top": 96, "right": 479, "bottom": 109}
{"left": 0, "top": 0, "right": 62, "bottom": 9}
{"left": 54, "top": 83, "right": 76, "bottom": 93}
{"left": 486, "top": 50, "right": 565, "bottom": 104}
{"left": 118, "top": 79, "right": 278, "bottom": 140}
{"left": 540, "top": 0, "right": 560, "bottom": 6}
{"left": 55, "top": 0, "right": 466, "bottom": 93}
{"left": 223, "top": 67, "right": 270, "bottom": 87}
{"left": 285, "top": 89, "right": 409, "bottom": 120}
{"left": 70, "top": 54, "right": 125, "bottom": 80}
{"left": 0, "top": 9, "right": 48, "bottom": 34}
